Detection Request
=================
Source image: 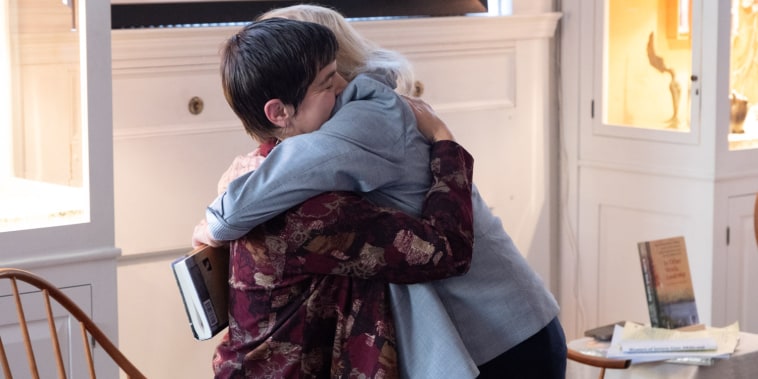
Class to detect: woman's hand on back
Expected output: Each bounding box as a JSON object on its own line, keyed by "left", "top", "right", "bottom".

{"left": 404, "top": 96, "right": 454, "bottom": 143}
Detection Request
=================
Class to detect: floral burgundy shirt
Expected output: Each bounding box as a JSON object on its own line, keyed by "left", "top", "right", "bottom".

{"left": 212, "top": 141, "right": 474, "bottom": 379}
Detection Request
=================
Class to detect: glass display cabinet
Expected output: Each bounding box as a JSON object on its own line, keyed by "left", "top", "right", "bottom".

{"left": 728, "top": 0, "right": 758, "bottom": 150}
{"left": 559, "top": 0, "right": 758, "bottom": 339}
{"left": 604, "top": 0, "right": 693, "bottom": 133}
{"left": 600, "top": 0, "right": 758, "bottom": 150}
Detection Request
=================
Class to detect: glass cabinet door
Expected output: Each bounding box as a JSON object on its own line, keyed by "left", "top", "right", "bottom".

{"left": 0, "top": 0, "right": 113, "bottom": 260}
{"left": 601, "top": 0, "right": 694, "bottom": 135}
{"left": 599, "top": 0, "right": 758, "bottom": 150}
{"left": 728, "top": 0, "right": 758, "bottom": 151}
{"left": 1, "top": 0, "right": 88, "bottom": 232}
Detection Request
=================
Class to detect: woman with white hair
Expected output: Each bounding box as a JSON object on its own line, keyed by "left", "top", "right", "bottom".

{"left": 201, "top": 5, "right": 566, "bottom": 378}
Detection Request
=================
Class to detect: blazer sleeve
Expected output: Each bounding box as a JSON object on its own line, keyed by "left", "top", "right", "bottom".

{"left": 271, "top": 140, "right": 475, "bottom": 283}
{"left": 206, "top": 75, "right": 420, "bottom": 241}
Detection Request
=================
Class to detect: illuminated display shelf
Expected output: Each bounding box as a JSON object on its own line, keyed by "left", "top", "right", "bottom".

{"left": 599, "top": 0, "right": 758, "bottom": 151}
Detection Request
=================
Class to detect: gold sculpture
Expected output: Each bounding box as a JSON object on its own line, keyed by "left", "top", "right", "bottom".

{"left": 730, "top": 90, "right": 748, "bottom": 134}
{"left": 646, "top": 31, "right": 681, "bottom": 128}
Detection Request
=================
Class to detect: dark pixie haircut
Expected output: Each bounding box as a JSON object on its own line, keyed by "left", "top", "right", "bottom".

{"left": 220, "top": 18, "right": 339, "bottom": 142}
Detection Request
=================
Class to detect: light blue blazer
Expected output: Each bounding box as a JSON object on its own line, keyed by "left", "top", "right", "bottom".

{"left": 207, "top": 73, "right": 560, "bottom": 379}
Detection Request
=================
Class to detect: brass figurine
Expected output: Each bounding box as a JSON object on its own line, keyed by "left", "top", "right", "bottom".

{"left": 647, "top": 32, "right": 681, "bottom": 128}
{"left": 730, "top": 90, "right": 748, "bottom": 134}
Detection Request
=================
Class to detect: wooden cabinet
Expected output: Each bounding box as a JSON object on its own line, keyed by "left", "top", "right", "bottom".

{"left": 559, "top": 0, "right": 758, "bottom": 339}
{"left": 722, "top": 193, "right": 758, "bottom": 333}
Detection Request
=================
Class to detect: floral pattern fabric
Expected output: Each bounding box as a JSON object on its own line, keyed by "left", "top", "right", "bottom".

{"left": 212, "top": 141, "right": 474, "bottom": 378}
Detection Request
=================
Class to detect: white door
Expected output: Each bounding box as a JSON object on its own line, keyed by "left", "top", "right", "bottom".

{"left": 725, "top": 193, "right": 758, "bottom": 333}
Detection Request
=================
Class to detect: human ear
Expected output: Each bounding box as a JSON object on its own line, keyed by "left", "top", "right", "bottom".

{"left": 263, "top": 99, "right": 292, "bottom": 128}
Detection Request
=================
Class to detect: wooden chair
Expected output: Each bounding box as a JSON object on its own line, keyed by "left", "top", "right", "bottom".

{"left": 568, "top": 346, "right": 631, "bottom": 379}
{"left": 0, "top": 268, "right": 146, "bottom": 379}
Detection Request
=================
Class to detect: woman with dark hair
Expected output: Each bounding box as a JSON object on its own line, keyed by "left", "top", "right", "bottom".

{"left": 203, "top": 7, "right": 566, "bottom": 378}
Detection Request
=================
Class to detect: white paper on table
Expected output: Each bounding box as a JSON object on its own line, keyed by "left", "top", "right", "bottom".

{"left": 605, "top": 322, "right": 741, "bottom": 363}
{"left": 620, "top": 338, "right": 717, "bottom": 353}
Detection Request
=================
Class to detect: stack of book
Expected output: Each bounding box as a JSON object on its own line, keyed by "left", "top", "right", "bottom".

{"left": 604, "top": 321, "right": 740, "bottom": 365}
{"left": 578, "top": 236, "right": 741, "bottom": 366}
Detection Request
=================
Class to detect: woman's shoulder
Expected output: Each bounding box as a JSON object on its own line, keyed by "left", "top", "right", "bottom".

{"left": 333, "top": 74, "right": 411, "bottom": 124}
{"left": 322, "top": 74, "right": 418, "bottom": 150}
{"left": 339, "top": 72, "right": 398, "bottom": 105}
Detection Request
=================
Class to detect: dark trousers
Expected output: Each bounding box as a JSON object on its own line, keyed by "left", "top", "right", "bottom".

{"left": 476, "top": 317, "right": 567, "bottom": 379}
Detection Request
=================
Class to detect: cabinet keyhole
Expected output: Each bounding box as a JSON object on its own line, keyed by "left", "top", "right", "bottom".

{"left": 188, "top": 96, "right": 204, "bottom": 115}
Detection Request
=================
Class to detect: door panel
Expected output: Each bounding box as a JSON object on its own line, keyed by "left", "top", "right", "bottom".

{"left": 726, "top": 194, "right": 758, "bottom": 332}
